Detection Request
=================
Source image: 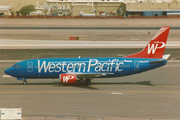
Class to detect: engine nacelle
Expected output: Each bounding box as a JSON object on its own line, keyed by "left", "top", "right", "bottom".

{"left": 60, "top": 74, "right": 77, "bottom": 83}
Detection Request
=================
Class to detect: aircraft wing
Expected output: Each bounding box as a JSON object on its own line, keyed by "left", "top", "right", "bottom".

{"left": 67, "top": 72, "right": 113, "bottom": 78}
{"left": 150, "top": 59, "right": 167, "bottom": 64}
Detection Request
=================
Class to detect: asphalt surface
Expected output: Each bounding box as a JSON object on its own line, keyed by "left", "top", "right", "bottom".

{"left": 0, "top": 49, "right": 180, "bottom": 120}
{"left": 0, "top": 27, "right": 180, "bottom": 30}
{"left": 1, "top": 62, "right": 180, "bottom": 120}
{"left": 1, "top": 18, "right": 180, "bottom": 27}
{"left": 1, "top": 40, "right": 180, "bottom": 49}
{"left": 0, "top": 29, "right": 179, "bottom": 41}
{"left": 0, "top": 49, "right": 179, "bottom": 60}
{"left": 0, "top": 22, "right": 180, "bottom": 119}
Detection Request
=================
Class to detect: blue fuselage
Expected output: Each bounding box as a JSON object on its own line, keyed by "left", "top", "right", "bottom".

{"left": 4, "top": 57, "right": 167, "bottom": 79}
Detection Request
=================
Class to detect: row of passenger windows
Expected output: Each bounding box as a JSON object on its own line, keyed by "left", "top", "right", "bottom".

{"left": 34, "top": 65, "right": 131, "bottom": 68}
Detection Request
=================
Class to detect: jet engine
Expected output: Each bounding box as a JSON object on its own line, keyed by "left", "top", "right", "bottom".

{"left": 60, "top": 74, "right": 77, "bottom": 83}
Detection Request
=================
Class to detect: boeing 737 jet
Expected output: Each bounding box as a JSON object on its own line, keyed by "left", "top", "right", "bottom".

{"left": 4, "top": 26, "right": 170, "bottom": 85}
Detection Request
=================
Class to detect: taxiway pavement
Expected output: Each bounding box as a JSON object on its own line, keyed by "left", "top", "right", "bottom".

{"left": 0, "top": 62, "right": 180, "bottom": 120}
{"left": 0, "top": 29, "right": 179, "bottom": 41}
{"left": 1, "top": 39, "right": 180, "bottom": 49}
{"left": 0, "top": 23, "right": 179, "bottom": 119}
{"left": 0, "top": 48, "right": 179, "bottom": 60}
{"left": 1, "top": 18, "right": 180, "bottom": 27}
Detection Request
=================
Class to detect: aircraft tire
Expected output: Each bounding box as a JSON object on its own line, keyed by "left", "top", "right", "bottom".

{"left": 86, "top": 78, "right": 91, "bottom": 85}
{"left": 23, "top": 81, "right": 27, "bottom": 85}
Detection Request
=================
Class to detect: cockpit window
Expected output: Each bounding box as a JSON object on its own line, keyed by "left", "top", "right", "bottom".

{"left": 12, "top": 65, "right": 20, "bottom": 68}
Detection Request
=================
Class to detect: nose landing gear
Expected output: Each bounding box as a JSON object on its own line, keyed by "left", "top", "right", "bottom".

{"left": 23, "top": 81, "right": 27, "bottom": 85}
{"left": 17, "top": 78, "right": 27, "bottom": 85}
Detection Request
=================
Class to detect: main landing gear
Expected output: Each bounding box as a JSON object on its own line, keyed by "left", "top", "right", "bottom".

{"left": 85, "top": 78, "right": 91, "bottom": 85}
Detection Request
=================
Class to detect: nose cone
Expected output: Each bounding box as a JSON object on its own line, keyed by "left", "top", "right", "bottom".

{"left": 4, "top": 67, "right": 22, "bottom": 78}
{"left": 4, "top": 68, "right": 11, "bottom": 75}
{"left": 4, "top": 67, "right": 16, "bottom": 77}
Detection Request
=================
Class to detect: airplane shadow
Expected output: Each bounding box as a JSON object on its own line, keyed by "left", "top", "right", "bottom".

{"left": 91, "top": 81, "right": 155, "bottom": 86}
{"left": 52, "top": 82, "right": 99, "bottom": 90}
{"left": 52, "top": 81, "right": 155, "bottom": 90}
{"left": 0, "top": 82, "right": 99, "bottom": 90}
{"left": 0, "top": 81, "right": 155, "bottom": 90}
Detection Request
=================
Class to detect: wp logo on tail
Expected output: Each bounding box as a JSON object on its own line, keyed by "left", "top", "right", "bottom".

{"left": 147, "top": 41, "right": 166, "bottom": 54}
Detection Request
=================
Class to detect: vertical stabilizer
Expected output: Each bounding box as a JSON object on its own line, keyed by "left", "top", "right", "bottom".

{"left": 124, "top": 26, "right": 170, "bottom": 59}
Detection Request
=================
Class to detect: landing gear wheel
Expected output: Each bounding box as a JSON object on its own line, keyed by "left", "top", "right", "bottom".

{"left": 85, "top": 78, "right": 91, "bottom": 85}
{"left": 23, "top": 81, "right": 27, "bottom": 85}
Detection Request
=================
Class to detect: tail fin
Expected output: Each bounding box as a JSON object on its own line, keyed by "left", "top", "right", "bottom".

{"left": 124, "top": 26, "right": 170, "bottom": 59}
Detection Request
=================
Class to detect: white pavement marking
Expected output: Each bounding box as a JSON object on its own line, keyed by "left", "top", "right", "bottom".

{"left": 0, "top": 39, "right": 180, "bottom": 49}
{"left": 111, "top": 92, "right": 123, "bottom": 95}
{"left": 2, "top": 75, "right": 12, "bottom": 77}
{"left": 131, "top": 39, "right": 140, "bottom": 40}
{"left": 0, "top": 60, "right": 22, "bottom": 62}
{"left": 168, "top": 60, "right": 180, "bottom": 62}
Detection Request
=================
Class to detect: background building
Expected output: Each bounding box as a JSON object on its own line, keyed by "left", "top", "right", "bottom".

{"left": 0, "top": 0, "right": 180, "bottom": 16}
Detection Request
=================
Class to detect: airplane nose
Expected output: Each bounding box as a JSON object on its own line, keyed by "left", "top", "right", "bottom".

{"left": 4, "top": 67, "right": 20, "bottom": 77}
{"left": 4, "top": 68, "right": 11, "bottom": 75}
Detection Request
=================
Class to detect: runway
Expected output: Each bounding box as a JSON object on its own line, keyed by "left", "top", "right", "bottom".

{"left": 1, "top": 39, "right": 180, "bottom": 49}
{"left": 0, "top": 48, "right": 180, "bottom": 60}
{"left": 0, "top": 28, "right": 179, "bottom": 42}
{"left": 0, "top": 62, "right": 180, "bottom": 120}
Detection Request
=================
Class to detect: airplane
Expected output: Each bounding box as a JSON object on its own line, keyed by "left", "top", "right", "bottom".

{"left": 4, "top": 26, "right": 170, "bottom": 85}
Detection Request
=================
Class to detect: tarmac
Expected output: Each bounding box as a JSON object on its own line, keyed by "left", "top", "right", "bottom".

{"left": 1, "top": 62, "right": 180, "bottom": 120}
{"left": 0, "top": 18, "right": 180, "bottom": 120}
{"left": 0, "top": 48, "right": 180, "bottom": 60}
{"left": 1, "top": 39, "right": 180, "bottom": 49}
{"left": 0, "top": 18, "right": 180, "bottom": 27}
{"left": 0, "top": 48, "right": 180, "bottom": 120}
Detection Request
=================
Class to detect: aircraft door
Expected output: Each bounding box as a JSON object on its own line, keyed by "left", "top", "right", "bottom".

{"left": 134, "top": 60, "right": 139, "bottom": 71}
{"left": 27, "top": 61, "right": 33, "bottom": 72}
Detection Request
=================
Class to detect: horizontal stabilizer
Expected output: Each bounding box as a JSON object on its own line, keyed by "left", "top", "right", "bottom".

{"left": 163, "top": 54, "right": 171, "bottom": 60}
{"left": 150, "top": 54, "right": 170, "bottom": 63}
{"left": 150, "top": 59, "right": 167, "bottom": 64}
